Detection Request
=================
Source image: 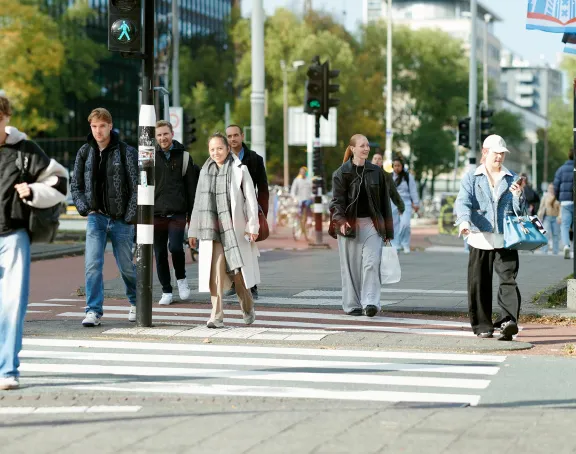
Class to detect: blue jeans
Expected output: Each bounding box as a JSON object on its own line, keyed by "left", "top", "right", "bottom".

{"left": 391, "top": 201, "right": 412, "bottom": 250}
{"left": 561, "top": 204, "right": 574, "bottom": 250}
{"left": 85, "top": 213, "right": 136, "bottom": 316}
{"left": 0, "top": 229, "right": 30, "bottom": 378}
{"left": 542, "top": 215, "right": 560, "bottom": 254}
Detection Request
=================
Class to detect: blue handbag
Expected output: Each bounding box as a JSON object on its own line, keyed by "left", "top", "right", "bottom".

{"left": 503, "top": 207, "right": 547, "bottom": 251}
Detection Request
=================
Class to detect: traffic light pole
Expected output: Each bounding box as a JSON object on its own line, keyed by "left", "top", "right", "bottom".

{"left": 136, "top": 0, "right": 156, "bottom": 327}
{"left": 311, "top": 114, "right": 329, "bottom": 249}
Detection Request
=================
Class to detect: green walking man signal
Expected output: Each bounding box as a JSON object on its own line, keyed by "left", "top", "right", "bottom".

{"left": 108, "top": 0, "right": 142, "bottom": 53}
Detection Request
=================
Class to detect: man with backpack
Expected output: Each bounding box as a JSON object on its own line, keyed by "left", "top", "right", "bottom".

{"left": 71, "top": 108, "right": 138, "bottom": 327}
{"left": 0, "top": 95, "right": 68, "bottom": 390}
{"left": 154, "top": 120, "right": 199, "bottom": 305}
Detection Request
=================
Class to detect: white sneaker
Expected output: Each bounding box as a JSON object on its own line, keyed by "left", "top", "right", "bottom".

{"left": 564, "top": 246, "right": 571, "bottom": 260}
{"left": 82, "top": 311, "right": 101, "bottom": 327}
{"left": 0, "top": 376, "right": 19, "bottom": 390}
{"left": 243, "top": 309, "right": 256, "bottom": 325}
{"left": 403, "top": 247, "right": 411, "bottom": 254}
{"left": 128, "top": 306, "right": 136, "bottom": 322}
{"left": 177, "top": 279, "right": 191, "bottom": 300}
{"left": 159, "top": 293, "right": 173, "bottom": 305}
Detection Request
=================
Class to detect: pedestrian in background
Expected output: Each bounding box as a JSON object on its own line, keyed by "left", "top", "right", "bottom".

{"left": 188, "top": 132, "right": 259, "bottom": 328}
{"left": 290, "top": 166, "right": 313, "bottom": 223}
{"left": 390, "top": 156, "right": 419, "bottom": 253}
{"left": 153, "top": 120, "right": 199, "bottom": 306}
{"left": 225, "top": 124, "right": 268, "bottom": 300}
{"left": 329, "top": 134, "right": 394, "bottom": 317}
{"left": 553, "top": 149, "right": 574, "bottom": 259}
{"left": 455, "top": 135, "right": 525, "bottom": 341}
{"left": 71, "top": 108, "right": 138, "bottom": 327}
{"left": 538, "top": 183, "right": 561, "bottom": 255}
{"left": 0, "top": 96, "right": 68, "bottom": 390}
{"left": 372, "top": 152, "right": 405, "bottom": 215}
{"left": 521, "top": 173, "right": 540, "bottom": 216}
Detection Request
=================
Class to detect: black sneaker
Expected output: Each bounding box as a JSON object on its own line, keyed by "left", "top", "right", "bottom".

{"left": 364, "top": 305, "right": 378, "bottom": 317}
{"left": 251, "top": 286, "right": 259, "bottom": 300}
{"left": 498, "top": 320, "right": 519, "bottom": 341}
{"left": 476, "top": 332, "right": 493, "bottom": 339}
{"left": 346, "top": 308, "right": 363, "bottom": 316}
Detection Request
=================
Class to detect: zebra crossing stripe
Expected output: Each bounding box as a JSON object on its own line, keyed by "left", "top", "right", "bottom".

{"left": 22, "top": 338, "right": 507, "bottom": 363}
{"left": 20, "top": 350, "right": 501, "bottom": 375}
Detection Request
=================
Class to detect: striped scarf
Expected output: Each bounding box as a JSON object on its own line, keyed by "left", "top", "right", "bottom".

{"left": 196, "top": 154, "right": 244, "bottom": 273}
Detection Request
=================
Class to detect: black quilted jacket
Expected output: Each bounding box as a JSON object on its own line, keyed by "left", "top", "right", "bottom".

{"left": 71, "top": 131, "right": 138, "bottom": 224}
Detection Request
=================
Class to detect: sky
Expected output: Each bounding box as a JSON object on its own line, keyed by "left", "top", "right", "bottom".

{"left": 240, "top": 0, "right": 566, "bottom": 68}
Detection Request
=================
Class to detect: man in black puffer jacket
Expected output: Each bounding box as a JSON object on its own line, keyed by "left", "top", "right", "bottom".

{"left": 153, "top": 120, "right": 199, "bottom": 306}
{"left": 71, "top": 108, "right": 139, "bottom": 327}
{"left": 553, "top": 148, "right": 575, "bottom": 259}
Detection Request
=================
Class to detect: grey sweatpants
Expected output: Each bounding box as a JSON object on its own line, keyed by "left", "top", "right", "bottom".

{"left": 337, "top": 217, "right": 383, "bottom": 313}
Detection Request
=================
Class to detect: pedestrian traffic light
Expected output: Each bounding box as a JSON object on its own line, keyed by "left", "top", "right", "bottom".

{"left": 322, "top": 61, "right": 340, "bottom": 120}
{"left": 108, "top": 0, "right": 142, "bottom": 54}
{"left": 304, "top": 56, "right": 324, "bottom": 115}
{"left": 480, "top": 107, "right": 494, "bottom": 144}
{"left": 458, "top": 117, "right": 470, "bottom": 148}
{"left": 184, "top": 115, "right": 197, "bottom": 146}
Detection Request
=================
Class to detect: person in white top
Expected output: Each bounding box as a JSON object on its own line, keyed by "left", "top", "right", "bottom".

{"left": 290, "top": 166, "right": 313, "bottom": 220}
{"left": 454, "top": 135, "right": 526, "bottom": 341}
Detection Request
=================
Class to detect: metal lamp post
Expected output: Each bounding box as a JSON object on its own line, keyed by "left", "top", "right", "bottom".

{"left": 385, "top": 0, "right": 393, "bottom": 163}
{"left": 281, "top": 59, "right": 305, "bottom": 188}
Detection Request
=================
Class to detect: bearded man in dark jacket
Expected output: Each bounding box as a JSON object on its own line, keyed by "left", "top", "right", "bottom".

{"left": 71, "top": 108, "right": 138, "bottom": 327}
{"left": 153, "top": 120, "right": 199, "bottom": 306}
{"left": 225, "top": 124, "right": 269, "bottom": 300}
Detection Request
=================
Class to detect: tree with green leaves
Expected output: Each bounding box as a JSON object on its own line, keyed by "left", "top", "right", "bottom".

{"left": 0, "top": 0, "right": 64, "bottom": 133}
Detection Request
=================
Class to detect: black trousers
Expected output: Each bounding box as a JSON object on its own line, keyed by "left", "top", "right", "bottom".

{"left": 154, "top": 214, "right": 187, "bottom": 293}
{"left": 467, "top": 246, "right": 521, "bottom": 335}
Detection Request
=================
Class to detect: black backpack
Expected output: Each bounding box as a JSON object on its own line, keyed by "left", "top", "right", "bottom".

{"left": 15, "top": 150, "right": 61, "bottom": 243}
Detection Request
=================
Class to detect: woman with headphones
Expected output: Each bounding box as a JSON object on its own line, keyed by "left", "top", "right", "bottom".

{"left": 328, "top": 134, "right": 394, "bottom": 317}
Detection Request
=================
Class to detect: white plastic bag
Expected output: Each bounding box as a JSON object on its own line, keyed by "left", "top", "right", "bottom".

{"left": 380, "top": 245, "right": 401, "bottom": 284}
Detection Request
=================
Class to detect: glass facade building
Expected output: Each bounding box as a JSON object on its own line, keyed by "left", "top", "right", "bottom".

{"left": 41, "top": 0, "right": 235, "bottom": 164}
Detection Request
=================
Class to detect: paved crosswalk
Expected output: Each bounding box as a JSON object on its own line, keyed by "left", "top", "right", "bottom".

{"left": 20, "top": 338, "right": 506, "bottom": 406}
{"left": 29, "top": 298, "right": 491, "bottom": 338}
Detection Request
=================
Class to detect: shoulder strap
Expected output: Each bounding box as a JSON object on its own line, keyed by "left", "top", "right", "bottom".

{"left": 182, "top": 152, "right": 190, "bottom": 177}
{"left": 15, "top": 146, "right": 30, "bottom": 182}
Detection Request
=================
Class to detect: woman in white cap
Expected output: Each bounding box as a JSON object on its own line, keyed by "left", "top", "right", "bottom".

{"left": 454, "top": 134, "right": 526, "bottom": 341}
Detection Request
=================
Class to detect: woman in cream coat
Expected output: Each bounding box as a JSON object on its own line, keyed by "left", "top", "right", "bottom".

{"left": 188, "top": 132, "right": 260, "bottom": 328}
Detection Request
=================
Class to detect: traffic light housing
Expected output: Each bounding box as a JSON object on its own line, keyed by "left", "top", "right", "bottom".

{"left": 304, "top": 56, "right": 324, "bottom": 115}
{"left": 458, "top": 117, "right": 470, "bottom": 148}
{"left": 108, "top": 0, "right": 142, "bottom": 54}
{"left": 480, "top": 107, "right": 494, "bottom": 144}
{"left": 184, "top": 115, "right": 197, "bottom": 146}
{"left": 322, "top": 61, "right": 340, "bottom": 120}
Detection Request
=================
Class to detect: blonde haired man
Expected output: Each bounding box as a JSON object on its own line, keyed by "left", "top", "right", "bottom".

{"left": 71, "top": 108, "right": 138, "bottom": 327}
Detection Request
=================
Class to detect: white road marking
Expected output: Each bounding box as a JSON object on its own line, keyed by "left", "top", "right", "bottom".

{"left": 294, "top": 289, "right": 467, "bottom": 297}
{"left": 22, "top": 338, "right": 507, "bottom": 363}
{"left": 20, "top": 350, "right": 501, "bottom": 375}
{"left": 20, "top": 362, "right": 491, "bottom": 389}
{"left": 70, "top": 382, "right": 481, "bottom": 406}
{"left": 29, "top": 303, "right": 75, "bottom": 307}
{"left": 99, "top": 305, "right": 470, "bottom": 328}
{"left": 57, "top": 312, "right": 478, "bottom": 337}
{"left": 45, "top": 298, "right": 85, "bottom": 302}
{"left": 0, "top": 406, "right": 141, "bottom": 415}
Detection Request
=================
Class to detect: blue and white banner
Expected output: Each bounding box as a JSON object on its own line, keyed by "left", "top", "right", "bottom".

{"left": 526, "top": 0, "right": 576, "bottom": 53}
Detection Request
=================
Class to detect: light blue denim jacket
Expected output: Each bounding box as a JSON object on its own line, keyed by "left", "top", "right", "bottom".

{"left": 454, "top": 166, "right": 525, "bottom": 234}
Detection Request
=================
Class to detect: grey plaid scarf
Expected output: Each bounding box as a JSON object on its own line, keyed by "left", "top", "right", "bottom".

{"left": 196, "top": 154, "right": 244, "bottom": 273}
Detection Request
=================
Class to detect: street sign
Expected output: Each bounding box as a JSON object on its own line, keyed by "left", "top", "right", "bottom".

{"left": 288, "top": 106, "right": 337, "bottom": 146}
{"left": 169, "top": 107, "right": 183, "bottom": 144}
